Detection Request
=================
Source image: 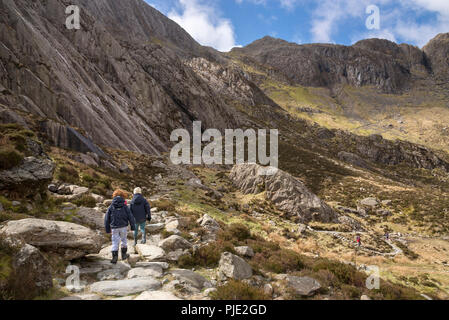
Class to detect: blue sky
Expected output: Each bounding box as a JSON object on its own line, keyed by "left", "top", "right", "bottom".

{"left": 146, "top": 0, "right": 449, "bottom": 51}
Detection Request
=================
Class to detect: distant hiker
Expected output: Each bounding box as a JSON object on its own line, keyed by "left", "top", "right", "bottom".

{"left": 130, "top": 187, "right": 151, "bottom": 245}
{"left": 385, "top": 232, "right": 390, "bottom": 241}
{"left": 356, "top": 235, "right": 361, "bottom": 247}
{"left": 105, "top": 189, "right": 136, "bottom": 264}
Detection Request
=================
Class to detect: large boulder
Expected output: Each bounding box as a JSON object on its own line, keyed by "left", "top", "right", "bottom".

{"left": 229, "top": 164, "right": 339, "bottom": 223}
{"left": 90, "top": 277, "right": 161, "bottom": 296}
{"left": 0, "top": 156, "right": 55, "bottom": 189}
{"left": 0, "top": 237, "right": 52, "bottom": 299}
{"left": 0, "top": 218, "right": 102, "bottom": 260}
{"left": 158, "top": 235, "right": 192, "bottom": 251}
{"left": 218, "top": 252, "right": 253, "bottom": 280}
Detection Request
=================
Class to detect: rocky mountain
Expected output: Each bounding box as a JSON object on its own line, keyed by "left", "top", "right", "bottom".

{"left": 231, "top": 35, "right": 445, "bottom": 93}
{"left": 230, "top": 34, "right": 449, "bottom": 152}
{"left": 0, "top": 0, "right": 278, "bottom": 157}
{"left": 1, "top": 0, "right": 449, "bottom": 301}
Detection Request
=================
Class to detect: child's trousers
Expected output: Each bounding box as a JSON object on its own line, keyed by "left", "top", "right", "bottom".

{"left": 111, "top": 227, "right": 128, "bottom": 251}
{"left": 134, "top": 222, "right": 146, "bottom": 239}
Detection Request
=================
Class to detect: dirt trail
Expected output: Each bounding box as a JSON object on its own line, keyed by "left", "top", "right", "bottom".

{"left": 310, "top": 229, "right": 403, "bottom": 257}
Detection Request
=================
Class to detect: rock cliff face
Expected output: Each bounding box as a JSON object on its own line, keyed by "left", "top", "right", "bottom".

{"left": 0, "top": 0, "right": 267, "bottom": 155}
{"left": 423, "top": 33, "right": 449, "bottom": 81}
{"left": 232, "top": 35, "right": 447, "bottom": 93}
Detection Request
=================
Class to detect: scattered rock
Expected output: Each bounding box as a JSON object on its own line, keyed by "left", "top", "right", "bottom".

{"left": 361, "top": 295, "right": 371, "bottom": 300}
{"left": 166, "top": 249, "right": 189, "bottom": 262}
{"left": 186, "top": 178, "right": 207, "bottom": 190}
{"left": 218, "top": 252, "right": 253, "bottom": 280}
{"left": 135, "top": 261, "right": 169, "bottom": 270}
{"left": 338, "top": 151, "right": 372, "bottom": 170}
{"left": 127, "top": 266, "right": 163, "bottom": 279}
{"left": 376, "top": 209, "right": 392, "bottom": 216}
{"left": 338, "top": 216, "right": 363, "bottom": 231}
{"left": 170, "top": 269, "right": 212, "bottom": 290}
{"left": 90, "top": 194, "right": 105, "bottom": 204}
{"left": 263, "top": 283, "right": 274, "bottom": 296}
{"left": 234, "top": 246, "right": 254, "bottom": 258}
{"left": 48, "top": 184, "right": 58, "bottom": 193}
{"left": 119, "top": 163, "right": 131, "bottom": 174}
{"left": 135, "top": 244, "right": 166, "bottom": 261}
{"left": 97, "top": 269, "right": 124, "bottom": 281}
{"left": 147, "top": 223, "right": 165, "bottom": 233}
{"left": 72, "top": 207, "right": 105, "bottom": 230}
{"left": 159, "top": 235, "right": 192, "bottom": 251}
{"left": 196, "top": 214, "right": 220, "bottom": 232}
{"left": 285, "top": 276, "right": 321, "bottom": 297}
{"left": 360, "top": 197, "right": 380, "bottom": 208}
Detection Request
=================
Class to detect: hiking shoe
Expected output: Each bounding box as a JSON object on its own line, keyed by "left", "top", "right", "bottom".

{"left": 111, "top": 251, "right": 118, "bottom": 264}
{"left": 121, "top": 247, "right": 129, "bottom": 260}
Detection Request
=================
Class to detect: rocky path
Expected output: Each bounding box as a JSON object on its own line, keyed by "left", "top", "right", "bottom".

{"left": 59, "top": 207, "right": 217, "bottom": 300}
{"left": 311, "top": 229, "right": 403, "bottom": 257}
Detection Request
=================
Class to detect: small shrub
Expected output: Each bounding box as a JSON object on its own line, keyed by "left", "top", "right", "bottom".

{"left": 375, "top": 281, "right": 421, "bottom": 300}
{"left": 178, "top": 240, "right": 235, "bottom": 268}
{"left": 57, "top": 165, "right": 79, "bottom": 184}
{"left": 73, "top": 195, "right": 96, "bottom": 208}
{"left": 0, "top": 146, "right": 23, "bottom": 170}
{"left": 152, "top": 199, "right": 176, "bottom": 212}
{"left": 252, "top": 248, "right": 304, "bottom": 274}
{"left": 312, "top": 259, "right": 364, "bottom": 288}
{"left": 211, "top": 280, "right": 269, "bottom": 300}
{"left": 221, "top": 223, "right": 252, "bottom": 242}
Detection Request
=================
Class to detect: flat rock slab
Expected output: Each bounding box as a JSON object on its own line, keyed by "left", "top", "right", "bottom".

{"left": 127, "top": 266, "right": 163, "bottom": 279}
{"left": 135, "top": 261, "right": 169, "bottom": 270}
{"left": 135, "top": 244, "right": 165, "bottom": 261}
{"left": 134, "top": 290, "right": 182, "bottom": 300}
{"left": 97, "top": 269, "right": 125, "bottom": 281}
{"left": 61, "top": 294, "right": 102, "bottom": 301}
{"left": 78, "top": 256, "right": 131, "bottom": 273}
{"left": 90, "top": 277, "right": 161, "bottom": 296}
{"left": 170, "top": 269, "right": 211, "bottom": 290}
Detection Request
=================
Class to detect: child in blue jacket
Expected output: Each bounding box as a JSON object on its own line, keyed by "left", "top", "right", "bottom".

{"left": 105, "top": 189, "right": 136, "bottom": 264}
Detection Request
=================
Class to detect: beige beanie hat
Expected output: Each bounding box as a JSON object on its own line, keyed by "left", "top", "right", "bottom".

{"left": 133, "top": 187, "right": 142, "bottom": 194}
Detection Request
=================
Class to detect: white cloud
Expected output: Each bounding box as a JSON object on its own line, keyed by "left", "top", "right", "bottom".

{"left": 309, "top": 0, "right": 449, "bottom": 47}
{"left": 168, "top": 0, "right": 238, "bottom": 52}
{"left": 394, "top": 0, "right": 449, "bottom": 47}
{"left": 235, "top": 0, "right": 299, "bottom": 10}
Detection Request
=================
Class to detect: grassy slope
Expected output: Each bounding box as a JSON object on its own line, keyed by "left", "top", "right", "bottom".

{"left": 230, "top": 54, "right": 449, "bottom": 153}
